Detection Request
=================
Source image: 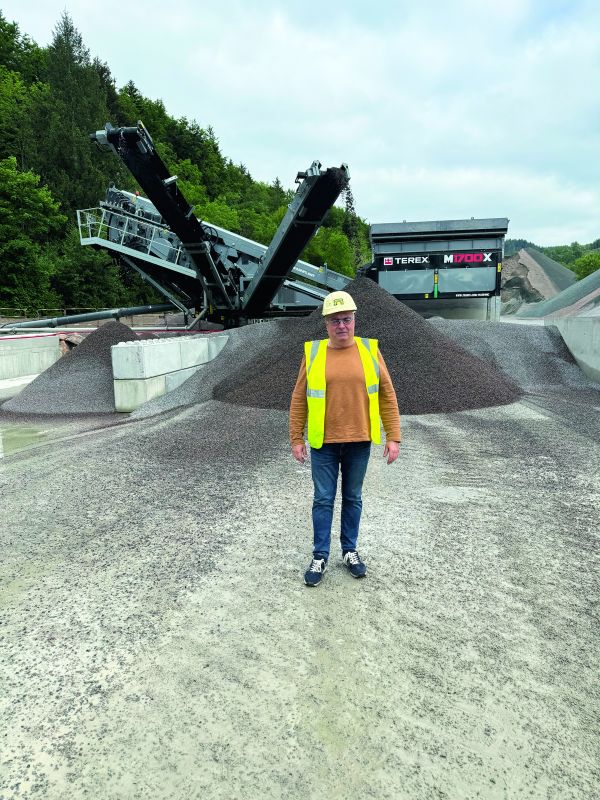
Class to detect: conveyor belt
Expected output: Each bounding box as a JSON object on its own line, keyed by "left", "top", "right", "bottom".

{"left": 91, "top": 122, "right": 349, "bottom": 322}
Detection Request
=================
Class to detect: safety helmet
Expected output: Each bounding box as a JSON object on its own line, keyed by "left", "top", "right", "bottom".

{"left": 322, "top": 290, "right": 357, "bottom": 316}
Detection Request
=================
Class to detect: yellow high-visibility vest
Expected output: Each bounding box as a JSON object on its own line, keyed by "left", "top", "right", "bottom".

{"left": 304, "top": 337, "right": 381, "bottom": 449}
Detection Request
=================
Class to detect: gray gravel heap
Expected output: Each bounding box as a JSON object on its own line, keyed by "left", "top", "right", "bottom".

{"left": 2, "top": 321, "right": 139, "bottom": 415}
{"left": 212, "top": 277, "right": 522, "bottom": 413}
{"left": 431, "top": 319, "right": 599, "bottom": 391}
{"left": 136, "top": 277, "right": 521, "bottom": 417}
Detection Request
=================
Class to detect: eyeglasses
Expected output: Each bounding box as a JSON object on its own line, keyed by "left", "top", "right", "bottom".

{"left": 326, "top": 316, "right": 355, "bottom": 327}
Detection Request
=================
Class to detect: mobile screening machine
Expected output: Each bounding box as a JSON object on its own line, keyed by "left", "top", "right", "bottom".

{"left": 6, "top": 120, "right": 509, "bottom": 332}
{"left": 77, "top": 121, "right": 350, "bottom": 326}
{"left": 364, "top": 218, "right": 509, "bottom": 320}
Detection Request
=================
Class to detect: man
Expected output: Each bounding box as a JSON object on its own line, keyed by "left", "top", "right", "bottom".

{"left": 289, "top": 290, "right": 401, "bottom": 586}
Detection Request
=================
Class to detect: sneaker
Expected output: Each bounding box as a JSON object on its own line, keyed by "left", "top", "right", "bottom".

{"left": 343, "top": 550, "right": 367, "bottom": 578}
{"left": 304, "top": 557, "right": 327, "bottom": 587}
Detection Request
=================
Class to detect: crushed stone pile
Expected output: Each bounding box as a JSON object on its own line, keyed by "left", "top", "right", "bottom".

{"left": 430, "top": 319, "right": 599, "bottom": 391}
{"left": 136, "top": 277, "right": 522, "bottom": 417}
{"left": 2, "top": 321, "right": 139, "bottom": 415}
{"left": 212, "top": 277, "right": 522, "bottom": 413}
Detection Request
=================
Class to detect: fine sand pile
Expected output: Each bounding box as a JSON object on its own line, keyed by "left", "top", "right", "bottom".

{"left": 3, "top": 321, "right": 139, "bottom": 415}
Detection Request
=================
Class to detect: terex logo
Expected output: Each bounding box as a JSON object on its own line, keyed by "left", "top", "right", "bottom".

{"left": 444, "top": 252, "right": 492, "bottom": 264}
{"left": 384, "top": 256, "right": 430, "bottom": 266}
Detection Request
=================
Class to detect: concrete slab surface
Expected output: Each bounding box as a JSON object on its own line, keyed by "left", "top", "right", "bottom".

{"left": 0, "top": 392, "right": 598, "bottom": 799}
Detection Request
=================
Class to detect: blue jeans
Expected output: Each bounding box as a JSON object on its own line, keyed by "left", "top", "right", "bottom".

{"left": 310, "top": 441, "right": 371, "bottom": 560}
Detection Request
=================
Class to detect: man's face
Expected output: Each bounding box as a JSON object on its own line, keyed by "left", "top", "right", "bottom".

{"left": 325, "top": 311, "right": 355, "bottom": 345}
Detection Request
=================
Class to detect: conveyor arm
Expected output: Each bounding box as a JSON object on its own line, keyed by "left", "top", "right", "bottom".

{"left": 91, "top": 122, "right": 238, "bottom": 310}
{"left": 92, "top": 122, "right": 350, "bottom": 321}
{"left": 241, "top": 161, "right": 350, "bottom": 316}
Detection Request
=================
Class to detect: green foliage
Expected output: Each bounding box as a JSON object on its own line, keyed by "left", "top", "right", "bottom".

{"left": 0, "top": 156, "right": 66, "bottom": 307}
{"left": 196, "top": 197, "right": 240, "bottom": 231}
{"left": 504, "top": 238, "right": 537, "bottom": 257}
{"left": 542, "top": 242, "right": 585, "bottom": 266}
{"left": 304, "top": 228, "right": 353, "bottom": 276}
{"left": 0, "top": 11, "right": 44, "bottom": 83}
{"left": 571, "top": 251, "right": 600, "bottom": 280}
{"left": 0, "top": 11, "right": 367, "bottom": 311}
{"left": 50, "top": 226, "right": 159, "bottom": 308}
{"left": 0, "top": 66, "right": 27, "bottom": 161}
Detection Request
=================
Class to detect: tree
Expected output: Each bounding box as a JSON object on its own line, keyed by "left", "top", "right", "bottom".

{"left": 50, "top": 226, "right": 158, "bottom": 308}
{"left": 572, "top": 252, "right": 600, "bottom": 280}
{"left": 504, "top": 238, "right": 537, "bottom": 257}
{"left": 543, "top": 242, "right": 584, "bottom": 266}
{"left": 174, "top": 158, "right": 208, "bottom": 209}
{"left": 196, "top": 197, "right": 239, "bottom": 230}
{"left": 0, "top": 157, "right": 66, "bottom": 308}
{"left": 0, "top": 66, "right": 28, "bottom": 161}
{"left": 0, "top": 11, "right": 44, "bottom": 83}
{"left": 23, "top": 12, "right": 113, "bottom": 212}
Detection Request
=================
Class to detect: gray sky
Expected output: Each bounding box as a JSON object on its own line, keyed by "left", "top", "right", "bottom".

{"left": 3, "top": 0, "right": 599, "bottom": 245}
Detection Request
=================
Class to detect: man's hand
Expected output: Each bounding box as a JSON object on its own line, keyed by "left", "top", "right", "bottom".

{"left": 292, "top": 443, "right": 308, "bottom": 464}
{"left": 383, "top": 441, "right": 400, "bottom": 465}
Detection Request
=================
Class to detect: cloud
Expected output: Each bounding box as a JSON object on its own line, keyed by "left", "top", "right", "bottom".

{"left": 2, "top": 0, "right": 599, "bottom": 243}
{"left": 354, "top": 165, "right": 600, "bottom": 244}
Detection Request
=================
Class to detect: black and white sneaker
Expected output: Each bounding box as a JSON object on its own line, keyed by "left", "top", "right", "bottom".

{"left": 304, "top": 557, "right": 327, "bottom": 586}
{"left": 343, "top": 550, "right": 367, "bottom": 578}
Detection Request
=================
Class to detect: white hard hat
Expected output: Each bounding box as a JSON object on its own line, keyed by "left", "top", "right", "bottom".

{"left": 322, "top": 290, "right": 357, "bottom": 316}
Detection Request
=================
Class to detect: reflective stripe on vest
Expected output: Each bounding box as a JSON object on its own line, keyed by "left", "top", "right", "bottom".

{"left": 304, "top": 337, "right": 381, "bottom": 449}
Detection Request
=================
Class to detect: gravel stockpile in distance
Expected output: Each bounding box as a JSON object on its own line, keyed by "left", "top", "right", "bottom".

{"left": 2, "top": 321, "right": 139, "bottom": 415}
{"left": 517, "top": 268, "right": 600, "bottom": 319}
{"left": 523, "top": 247, "right": 576, "bottom": 292}
{"left": 211, "top": 277, "right": 522, "bottom": 414}
{"left": 501, "top": 254, "right": 545, "bottom": 311}
{"left": 430, "top": 319, "right": 599, "bottom": 392}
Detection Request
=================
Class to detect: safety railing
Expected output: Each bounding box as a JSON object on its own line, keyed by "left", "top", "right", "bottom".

{"left": 1, "top": 307, "right": 100, "bottom": 320}
{"left": 77, "top": 207, "right": 188, "bottom": 268}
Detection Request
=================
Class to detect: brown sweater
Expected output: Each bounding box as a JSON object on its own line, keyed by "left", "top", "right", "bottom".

{"left": 289, "top": 341, "right": 401, "bottom": 446}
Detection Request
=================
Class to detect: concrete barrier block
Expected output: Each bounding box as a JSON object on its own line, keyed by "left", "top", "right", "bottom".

{"left": 113, "top": 375, "right": 167, "bottom": 412}
{"left": 112, "top": 338, "right": 182, "bottom": 379}
{"left": 179, "top": 334, "right": 228, "bottom": 368}
{"left": 549, "top": 317, "right": 600, "bottom": 383}
{"left": 0, "top": 334, "right": 60, "bottom": 380}
{"left": 111, "top": 333, "right": 227, "bottom": 410}
{"left": 165, "top": 365, "right": 202, "bottom": 392}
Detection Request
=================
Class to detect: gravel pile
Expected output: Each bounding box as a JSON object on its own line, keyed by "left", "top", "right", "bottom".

{"left": 523, "top": 247, "right": 576, "bottom": 292}
{"left": 2, "top": 321, "right": 139, "bottom": 415}
{"left": 501, "top": 254, "right": 545, "bottom": 311}
{"left": 430, "top": 319, "right": 599, "bottom": 391}
{"left": 136, "top": 277, "right": 522, "bottom": 417}
{"left": 212, "top": 277, "right": 522, "bottom": 413}
{"left": 517, "top": 268, "right": 600, "bottom": 319}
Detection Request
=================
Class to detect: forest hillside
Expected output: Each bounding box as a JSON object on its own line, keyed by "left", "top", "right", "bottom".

{"left": 0, "top": 12, "right": 369, "bottom": 314}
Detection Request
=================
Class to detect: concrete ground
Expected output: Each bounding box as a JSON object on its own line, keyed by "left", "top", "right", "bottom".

{"left": 1, "top": 391, "right": 599, "bottom": 799}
